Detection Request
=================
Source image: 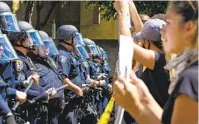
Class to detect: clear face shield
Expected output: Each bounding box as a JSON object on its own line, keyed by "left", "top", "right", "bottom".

{"left": 73, "top": 33, "right": 89, "bottom": 60}
{"left": 0, "top": 12, "right": 20, "bottom": 32}
{"left": 73, "top": 33, "right": 84, "bottom": 46}
{"left": 87, "top": 45, "right": 100, "bottom": 58}
{"left": 104, "top": 60, "right": 112, "bottom": 71}
{"left": 43, "top": 38, "right": 59, "bottom": 57}
{"left": 27, "top": 30, "right": 46, "bottom": 58}
{"left": 99, "top": 47, "right": 108, "bottom": 60}
{"left": 76, "top": 45, "right": 89, "bottom": 60}
{"left": 0, "top": 34, "right": 19, "bottom": 62}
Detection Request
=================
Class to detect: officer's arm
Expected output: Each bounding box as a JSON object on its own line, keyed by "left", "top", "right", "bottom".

{"left": 0, "top": 95, "right": 12, "bottom": 116}
{"left": 63, "top": 76, "right": 83, "bottom": 96}
{"left": 86, "top": 74, "right": 105, "bottom": 87}
{"left": 6, "top": 87, "right": 17, "bottom": 97}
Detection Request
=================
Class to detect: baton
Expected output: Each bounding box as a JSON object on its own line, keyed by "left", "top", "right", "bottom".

{"left": 12, "top": 79, "right": 34, "bottom": 111}
{"left": 55, "top": 84, "right": 68, "bottom": 92}
{"left": 29, "top": 84, "right": 68, "bottom": 104}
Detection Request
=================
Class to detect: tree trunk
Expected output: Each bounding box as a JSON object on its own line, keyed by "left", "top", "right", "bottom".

{"left": 41, "top": 2, "right": 57, "bottom": 29}
{"left": 29, "top": 2, "right": 35, "bottom": 24}
{"left": 24, "top": 1, "right": 34, "bottom": 23}
{"left": 36, "top": 1, "right": 41, "bottom": 29}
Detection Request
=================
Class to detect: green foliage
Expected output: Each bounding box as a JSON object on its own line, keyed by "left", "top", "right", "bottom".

{"left": 86, "top": 1, "right": 168, "bottom": 21}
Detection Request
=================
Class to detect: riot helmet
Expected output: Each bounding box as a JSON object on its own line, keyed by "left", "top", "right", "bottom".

{"left": 73, "top": 33, "right": 89, "bottom": 60}
{"left": 38, "top": 30, "right": 59, "bottom": 57}
{"left": 0, "top": 2, "right": 20, "bottom": 32}
{"left": 18, "top": 21, "right": 46, "bottom": 58}
{"left": 83, "top": 38, "right": 100, "bottom": 59}
{"left": 56, "top": 25, "right": 80, "bottom": 50}
{"left": 97, "top": 46, "right": 112, "bottom": 71}
{"left": 0, "top": 34, "right": 19, "bottom": 62}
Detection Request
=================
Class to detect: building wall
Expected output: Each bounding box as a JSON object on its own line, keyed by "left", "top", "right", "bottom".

{"left": 80, "top": 2, "right": 118, "bottom": 40}
{"left": 80, "top": 2, "right": 118, "bottom": 75}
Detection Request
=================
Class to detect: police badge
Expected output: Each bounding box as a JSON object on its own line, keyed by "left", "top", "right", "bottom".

{"left": 15, "top": 60, "right": 23, "bottom": 72}
{"left": 59, "top": 55, "right": 66, "bottom": 63}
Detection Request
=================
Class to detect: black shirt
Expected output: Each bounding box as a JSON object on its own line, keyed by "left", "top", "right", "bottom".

{"left": 136, "top": 51, "right": 170, "bottom": 107}
{"left": 162, "top": 61, "right": 198, "bottom": 124}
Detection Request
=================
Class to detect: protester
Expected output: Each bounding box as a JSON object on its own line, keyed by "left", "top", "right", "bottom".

{"left": 113, "top": 1, "right": 198, "bottom": 124}
{"left": 117, "top": 1, "right": 170, "bottom": 124}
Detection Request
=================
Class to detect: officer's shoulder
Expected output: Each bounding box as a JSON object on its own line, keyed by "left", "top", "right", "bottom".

{"left": 58, "top": 55, "right": 67, "bottom": 64}
{"left": 59, "top": 50, "right": 70, "bottom": 57}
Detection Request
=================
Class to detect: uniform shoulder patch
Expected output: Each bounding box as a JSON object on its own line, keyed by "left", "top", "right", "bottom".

{"left": 15, "top": 60, "right": 24, "bottom": 72}
{"left": 59, "top": 55, "right": 67, "bottom": 63}
{"left": 83, "top": 61, "right": 89, "bottom": 68}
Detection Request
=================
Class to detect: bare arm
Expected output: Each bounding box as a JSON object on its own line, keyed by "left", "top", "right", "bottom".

{"left": 171, "top": 94, "right": 198, "bottom": 124}
{"left": 133, "top": 43, "right": 156, "bottom": 69}
{"left": 117, "top": 11, "right": 156, "bottom": 69}
{"left": 128, "top": 1, "right": 143, "bottom": 33}
{"left": 113, "top": 73, "right": 162, "bottom": 124}
{"left": 128, "top": 91, "right": 163, "bottom": 124}
{"left": 63, "top": 77, "right": 83, "bottom": 96}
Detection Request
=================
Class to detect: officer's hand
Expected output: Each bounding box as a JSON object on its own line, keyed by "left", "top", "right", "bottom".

{"left": 98, "top": 80, "right": 105, "bottom": 87}
{"left": 46, "top": 88, "right": 57, "bottom": 99}
{"left": 75, "top": 87, "right": 83, "bottom": 96}
{"left": 28, "top": 74, "right": 40, "bottom": 86}
{"left": 91, "top": 80, "right": 98, "bottom": 87}
{"left": 16, "top": 91, "right": 27, "bottom": 104}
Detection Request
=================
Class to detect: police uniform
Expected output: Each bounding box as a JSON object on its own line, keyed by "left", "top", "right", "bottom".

{"left": 56, "top": 45, "right": 85, "bottom": 124}
{"left": 88, "top": 60, "right": 111, "bottom": 115}
{"left": 0, "top": 69, "right": 19, "bottom": 124}
{"left": 57, "top": 46, "right": 84, "bottom": 88}
{"left": 15, "top": 50, "right": 49, "bottom": 124}
{"left": 26, "top": 52, "right": 65, "bottom": 124}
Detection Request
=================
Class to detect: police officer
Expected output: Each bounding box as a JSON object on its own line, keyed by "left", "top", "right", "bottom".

{"left": 83, "top": 38, "right": 108, "bottom": 87}
{"left": 20, "top": 23, "right": 84, "bottom": 124}
{"left": 97, "top": 46, "right": 112, "bottom": 74}
{"left": 39, "top": 30, "right": 98, "bottom": 124}
{"left": 83, "top": 38, "right": 112, "bottom": 115}
{"left": 0, "top": 31, "right": 27, "bottom": 124}
{"left": 17, "top": 21, "right": 63, "bottom": 124}
{"left": 56, "top": 25, "right": 88, "bottom": 124}
{"left": 38, "top": 30, "right": 84, "bottom": 97}
{"left": 6, "top": 28, "right": 49, "bottom": 124}
{"left": 75, "top": 34, "right": 102, "bottom": 124}
{"left": 0, "top": 3, "right": 46, "bottom": 123}
{"left": 96, "top": 46, "right": 112, "bottom": 87}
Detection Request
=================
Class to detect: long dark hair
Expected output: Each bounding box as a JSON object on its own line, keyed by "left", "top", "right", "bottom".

{"left": 170, "top": 1, "right": 198, "bottom": 47}
{"left": 170, "top": 1, "right": 198, "bottom": 23}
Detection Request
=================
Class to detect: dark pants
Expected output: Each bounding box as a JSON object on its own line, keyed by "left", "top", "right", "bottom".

{"left": 18, "top": 102, "right": 48, "bottom": 124}
{"left": 58, "top": 103, "right": 77, "bottom": 124}
{"left": 48, "top": 98, "right": 65, "bottom": 124}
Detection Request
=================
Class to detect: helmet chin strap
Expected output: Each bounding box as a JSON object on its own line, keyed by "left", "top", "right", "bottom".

{"left": 64, "top": 42, "right": 74, "bottom": 47}
{"left": 14, "top": 41, "right": 35, "bottom": 51}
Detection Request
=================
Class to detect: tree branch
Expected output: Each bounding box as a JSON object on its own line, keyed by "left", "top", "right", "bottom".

{"left": 41, "top": 2, "right": 57, "bottom": 28}
{"left": 36, "top": 1, "right": 41, "bottom": 29}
